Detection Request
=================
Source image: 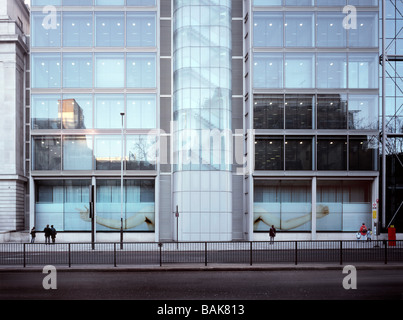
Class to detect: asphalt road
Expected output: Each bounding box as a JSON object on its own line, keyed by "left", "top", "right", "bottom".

{"left": 0, "top": 269, "right": 402, "bottom": 301}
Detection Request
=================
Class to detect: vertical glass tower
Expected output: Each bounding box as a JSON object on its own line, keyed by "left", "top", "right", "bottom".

{"left": 173, "top": 0, "right": 233, "bottom": 241}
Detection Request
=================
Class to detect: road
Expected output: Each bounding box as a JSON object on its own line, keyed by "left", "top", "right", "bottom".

{"left": 0, "top": 269, "right": 402, "bottom": 301}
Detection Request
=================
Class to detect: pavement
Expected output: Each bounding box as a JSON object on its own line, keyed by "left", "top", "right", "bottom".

{"left": 2, "top": 262, "right": 403, "bottom": 272}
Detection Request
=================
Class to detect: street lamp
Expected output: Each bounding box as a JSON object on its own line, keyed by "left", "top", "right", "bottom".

{"left": 120, "top": 112, "right": 125, "bottom": 250}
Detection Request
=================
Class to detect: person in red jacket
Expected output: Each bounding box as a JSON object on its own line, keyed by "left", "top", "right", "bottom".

{"left": 359, "top": 223, "right": 368, "bottom": 241}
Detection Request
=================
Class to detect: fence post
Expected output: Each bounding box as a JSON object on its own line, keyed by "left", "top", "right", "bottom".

{"left": 114, "top": 243, "right": 117, "bottom": 267}
{"left": 159, "top": 243, "right": 162, "bottom": 267}
{"left": 68, "top": 243, "right": 71, "bottom": 268}
{"left": 295, "top": 241, "right": 298, "bottom": 265}
{"left": 384, "top": 240, "right": 388, "bottom": 265}
{"left": 204, "top": 242, "right": 207, "bottom": 266}
{"left": 340, "top": 241, "right": 343, "bottom": 265}
{"left": 250, "top": 242, "right": 253, "bottom": 266}
{"left": 23, "top": 243, "right": 26, "bottom": 268}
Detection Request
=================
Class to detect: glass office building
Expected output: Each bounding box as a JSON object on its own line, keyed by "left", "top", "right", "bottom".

{"left": 28, "top": 0, "right": 384, "bottom": 242}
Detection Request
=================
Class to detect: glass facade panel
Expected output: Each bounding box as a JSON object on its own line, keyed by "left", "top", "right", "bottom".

{"left": 62, "top": 12, "right": 93, "bottom": 47}
{"left": 254, "top": 95, "right": 284, "bottom": 129}
{"left": 349, "top": 12, "right": 378, "bottom": 47}
{"left": 32, "top": 136, "right": 62, "bottom": 171}
{"left": 95, "top": 12, "right": 125, "bottom": 47}
{"left": 317, "top": 137, "right": 347, "bottom": 171}
{"left": 317, "top": 94, "right": 348, "bottom": 129}
{"left": 62, "top": 53, "right": 93, "bottom": 88}
{"left": 127, "top": 53, "right": 157, "bottom": 88}
{"left": 316, "top": 12, "right": 346, "bottom": 47}
{"left": 126, "top": 12, "right": 156, "bottom": 47}
{"left": 255, "top": 138, "right": 284, "bottom": 170}
{"left": 285, "top": 95, "right": 314, "bottom": 129}
{"left": 94, "top": 135, "right": 122, "bottom": 170}
{"left": 95, "top": 0, "right": 124, "bottom": 5}
{"left": 349, "top": 136, "right": 378, "bottom": 171}
{"left": 63, "top": 136, "right": 93, "bottom": 170}
{"left": 253, "top": 0, "right": 282, "bottom": 5}
{"left": 63, "top": 0, "right": 93, "bottom": 5}
{"left": 253, "top": 53, "right": 283, "bottom": 88}
{"left": 253, "top": 12, "right": 283, "bottom": 47}
{"left": 127, "top": 0, "right": 156, "bottom": 5}
{"left": 62, "top": 94, "right": 93, "bottom": 129}
{"left": 95, "top": 53, "right": 124, "bottom": 88}
{"left": 348, "top": 94, "right": 378, "bottom": 130}
{"left": 285, "top": 53, "right": 314, "bottom": 88}
{"left": 126, "top": 135, "right": 157, "bottom": 170}
{"left": 96, "top": 179, "right": 155, "bottom": 232}
{"left": 317, "top": 53, "right": 347, "bottom": 88}
{"left": 348, "top": 53, "right": 378, "bottom": 89}
{"left": 31, "top": 94, "right": 61, "bottom": 130}
{"left": 126, "top": 94, "right": 157, "bottom": 129}
{"left": 285, "top": 13, "right": 314, "bottom": 47}
{"left": 32, "top": 53, "right": 61, "bottom": 88}
{"left": 32, "top": 12, "right": 61, "bottom": 47}
{"left": 254, "top": 180, "right": 312, "bottom": 232}
{"left": 94, "top": 94, "right": 124, "bottom": 129}
{"left": 285, "top": 137, "right": 313, "bottom": 170}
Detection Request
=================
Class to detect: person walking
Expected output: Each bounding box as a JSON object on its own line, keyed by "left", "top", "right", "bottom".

{"left": 44, "top": 224, "right": 51, "bottom": 244}
{"left": 50, "top": 225, "right": 57, "bottom": 244}
{"left": 30, "top": 227, "right": 36, "bottom": 243}
{"left": 359, "top": 223, "right": 368, "bottom": 241}
{"left": 269, "top": 225, "right": 276, "bottom": 244}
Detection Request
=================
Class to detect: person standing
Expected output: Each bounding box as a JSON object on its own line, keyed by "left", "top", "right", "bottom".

{"left": 50, "top": 225, "right": 57, "bottom": 244}
{"left": 30, "top": 227, "right": 36, "bottom": 243}
{"left": 44, "top": 225, "right": 51, "bottom": 244}
{"left": 269, "top": 225, "right": 276, "bottom": 244}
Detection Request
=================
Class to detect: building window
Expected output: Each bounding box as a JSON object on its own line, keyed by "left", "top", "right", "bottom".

{"left": 253, "top": 53, "right": 283, "bottom": 88}
{"left": 285, "top": 95, "right": 314, "bottom": 129}
{"left": 62, "top": 53, "right": 93, "bottom": 88}
{"left": 126, "top": 94, "right": 157, "bottom": 129}
{"left": 285, "top": 137, "right": 313, "bottom": 170}
{"left": 253, "top": 12, "right": 283, "bottom": 47}
{"left": 349, "top": 12, "right": 378, "bottom": 47}
{"left": 95, "top": 12, "right": 125, "bottom": 47}
{"left": 95, "top": 53, "right": 124, "bottom": 88}
{"left": 316, "top": 53, "right": 347, "bottom": 89}
{"left": 348, "top": 53, "right": 378, "bottom": 89}
{"left": 94, "top": 94, "right": 124, "bottom": 129}
{"left": 255, "top": 138, "right": 284, "bottom": 170}
{"left": 349, "top": 136, "right": 378, "bottom": 171}
{"left": 63, "top": 136, "right": 93, "bottom": 170}
{"left": 126, "top": 12, "right": 156, "bottom": 47}
{"left": 127, "top": 53, "right": 157, "bottom": 88}
{"left": 32, "top": 53, "right": 61, "bottom": 88}
{"left": 284, "top": 53, "right": 314, "bottom": 88}
{"left": 254, "top": 95, "right": 284, "bottom": 129}
{"left": 31, "top": 94, "right": 61, "bottom": 130}
{"left": 126, "top": 135, "right": 157, "bottom": 170}
{"left": 61, "top": 94, "right": 93, "bottom": 129}
{"left": 32, "top": 12, "right": 61, "bottom": 47}
{"left": 348, "top": 94, "right": 378, "bottom": 130}
{"left": 317, "top": 94, "right": 348, "bottom": 129}
{"left": 316, "top": 12, "right": 346, "bottom": 47}
{"left": 285, "top": 12, "right": 314, "bottom": 47}
{"left": 317, "top": 137, "right": 347, "bottom": 171}
{"left": 32, "top": 136, "right": 62, "bottom": 171}
{"left": 94, "top": 135, "right": 122, "bottom": 170}
{"left": 62, "top": 12, "right": 93, "bottom": 47}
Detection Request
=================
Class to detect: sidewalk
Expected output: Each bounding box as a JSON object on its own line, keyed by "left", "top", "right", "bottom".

{"left": 2, "top": 262, "right": 403, "bottom": 272}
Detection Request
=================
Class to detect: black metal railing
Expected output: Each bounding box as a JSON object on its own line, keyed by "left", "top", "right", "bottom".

{"left": 0, "top": 240, "right": 402, "bottom": 268}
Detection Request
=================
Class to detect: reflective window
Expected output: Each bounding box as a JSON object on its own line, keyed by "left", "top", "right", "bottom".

{"left": 255, "top": 138, "right": 284, "bottom": 170}
{"left": 285, "top": 0, "right": 313, "bottom": 5}
{"left": 348, "top": 0, "right": 378, "bottom": 7}
{"left": 32, "top": 53, "right": 61, "bottom": 88}
{"left": 317, "top": 53, "right": 347, "bottom": 89}
{"left": 285, "top": 137, "right": 313, "bottom": 171}
{"left": 94, "top": 94, "right": 124, "bottom": 129}
{"left": 63, "top": 12, "right": 93, "bottom": 47}
{"left": 348, "top": 94, "right": 378, "bottom": 130}
{"left": 348, "top": 53, "right": 378, "bottom": 88}
{"left": 32, "top": 12, "right": 61, "bottom": 47}
{"left": 95, "top": 12, "right": 124, "bottom": 47}
{"left": 349, "top": 12, "right": 378, "bottom": 47}
{"left": 95, "top": 0, "right": 124, "bottom": 5}
{"left": 127, "top": 94, "right": 157, "bottom": 129}
{"left": 32, "top": 136, "right": 61, "bottom": 171}
{"left": 126, "top": 135, "right": 157, "bottom": 170}
{"left": 61, "top": 94, "right": 93, "bottom": 129}
{"left": 95, "top": 53, "right": 124, "bottom": 88}
{"left": 253, "top": 12, "right": 283, "bottom": 47}
{"left": 253, "top": 53, "right": 283, "bottom": 88}
{"left": 317, "top": 0, "right": 346, "bottom": 5}
{"left": 127, "top": 53, "right": 156, "bottom": 88}
{"left": 317, "top": 137, "right": 347, "bottom": 171}
{"left": 349, "top": 136, "right": 378, "bottom": 171}
{"left": 285, "top": 95, "right": 314, "bottom": 129}
{"left": 94, "top": 135, "right": 122, "bottom": 170}
{"left": 253, "top": 0, "right": 282, "bottom": 5}
{"left": 32, "top": 0, "right": 61, "bottom": 5}
{"left": 63, "top": 0, "right": 93, "bottom": 5}
{"left": 127, "top": 0, "right": 156, "bottom": 5}
{"left": 63, "top": 136, "right": 93, "bottom": 170}
{"left": 127, "top": 12, "right": 156, "bottom": 47}
{"left": 317, "top": 94, "right": 348, "bottom": 129}
{"left": 285, "top": 53, "right": 314, "bottom": 88}
{"left": 63, "top": 53, "right": 93, "bottom": 88}
{"left": 316, "top": 12, "right": 346, "bottom": 47}
{"left": 254, "top": 95, "right": 284, "bottom": 129}
{"left": 31, "top": 94, "right": 61, "bottom": 130}
{"left": 285, "top": 13, "right": 314, "bottom": 47}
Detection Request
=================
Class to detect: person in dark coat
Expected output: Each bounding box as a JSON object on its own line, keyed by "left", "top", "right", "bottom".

{"left": 30, "top": 227, "right": 36, "bottom": 243}
{"left": 44, "top": 225, "right": 51, "bottom": 244}
{"left": 269, "top": 225, "right": 276, "bottom": 244}
{"left": 50, "top": 225, "right": 57, "bottom": 244}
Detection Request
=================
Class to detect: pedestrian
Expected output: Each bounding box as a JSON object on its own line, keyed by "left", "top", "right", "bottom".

{"left": 269, "top": 225, "right": 276, "bottom": 244}
{"left": 44, "top": 224, "right": 51, "bottom": 244}
{"left": 50, "top": 225, "right": 57, "bottom": 244}
{"left": 30, "top": 227, "right": 36, "bottom": 243}
{"left": 367, "top": 228, "right": 372, "bottom": 242}
{"left": 359, "top": 223, "right": 368, "bottom": 241}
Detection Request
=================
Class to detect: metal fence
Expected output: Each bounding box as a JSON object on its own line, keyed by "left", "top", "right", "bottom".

{"left": 0, "top": 240, "right": 402, "bottom": 268}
